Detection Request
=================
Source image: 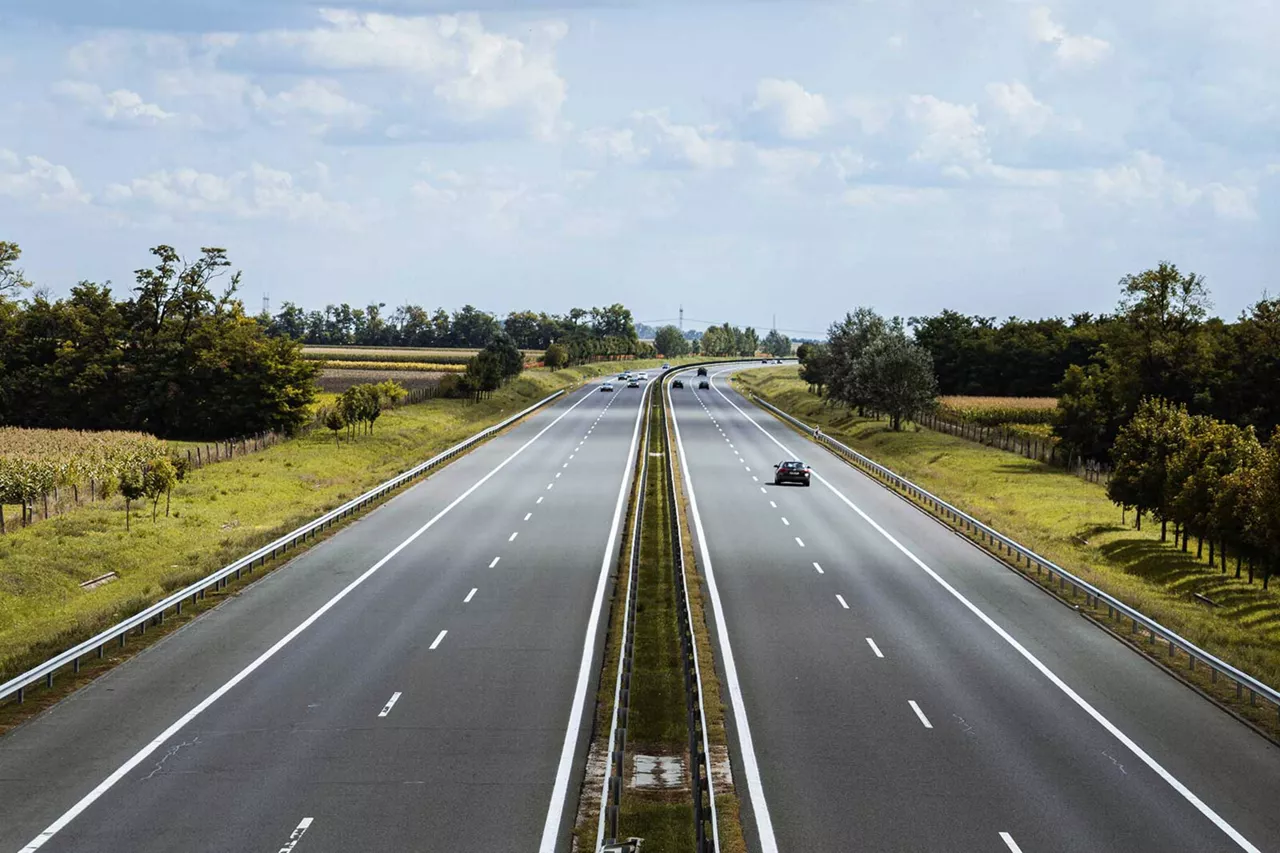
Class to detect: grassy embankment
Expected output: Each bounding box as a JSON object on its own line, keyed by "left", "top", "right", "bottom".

{"left": 0, "top": 358, "right": 680, "bottom": 689}
{"left": 734, "top": 366, "right": 1280, "bottom": 735}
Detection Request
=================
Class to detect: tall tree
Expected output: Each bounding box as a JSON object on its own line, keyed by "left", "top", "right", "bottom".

{"left": 852, "top": 329, "right": 937, "bottom": 431}
{"left": 762, "top": 329, "right": 791, "bottom": 357}
{"left": 654, "top": 325, "right": 689, "bottom": 357}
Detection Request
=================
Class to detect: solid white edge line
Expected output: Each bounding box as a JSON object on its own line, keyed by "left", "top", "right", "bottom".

{"left": 464, "top": 588, "right": 477, "bottom": 603}
{"left": 538, "top": 374, "right": 650, "bottom": 853}
{"left": 277, "top": 817, "right": 314, "bottom": 853}
{"left": 836, "top": 594, "right": 849, "bottom": 610}
{"left": 1000, "top": 831, "right": 1024, "bottom": 852}
{"left": 17, "top": 386, "right": 601, "bottom": 853}
{"left": 429, "top": 630, "right": 448, "bottom": 650}
{"left": 909, "top": 700, "right": 933, "bottom": 729}
{"left": 866, "top": 638, "right": 884, "bottom": 658}
{"left": 669, "top": 372, "right": 780, "bottom": 853}
{"left": 378, "top": 691, "right": 402, "bottom": 718}
{"left": 709, "top": 374, "right": 1263, "bottom": 853}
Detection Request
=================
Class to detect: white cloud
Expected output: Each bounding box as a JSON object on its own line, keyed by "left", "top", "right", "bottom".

{"left": 104, "top": 162, "right": 357, "bottom": 225}
{"left": 254, "top": 11, "right": 567, "bottom": 140}
{"left": 1029, "top": 7, "right": 1112, "bottom": 68}
{"left": 984, "top": 81, "right": 1054, "bottom": 136}
{"left": 255, "top": 79, "right": 374, "bottom": 132}
{"left": 52, "top": 81, "right": 178, "bottom": 127}
{"left": 0, "top": 149, "right": 91, "bottom": 205}
{"left": 749, "top": 78, "right": 832, "bottom": 140}
{"left": 584, "top": 110, "right": 736, "bottom": 170}
{"left": 1086, "top": 151, "right": 1256, "bottom": 219}
{"left": 887, "top": 35, "right": 905, "bottom": 49}
{"left": 905, "top": 94, "right": 988, "bottom": 165}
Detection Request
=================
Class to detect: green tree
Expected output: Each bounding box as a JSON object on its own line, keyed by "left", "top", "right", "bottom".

{"left": 451, "top": 305, "right": 500, "bottom": 347}
{"left": 1107, "top": 399, "right": 1192, "bottom": 535}
{"left": 462, "top": 350, "right": 504, "bottom": 401}
{"left": 484, "top": 333, "right": 524, "bottom": 381}
{"left": 544, "top": 342, "right": 569, "bottom": 370}
{"left": 0, "top": 241, "right": 31, "bottom": 299}
{"left": 797, "top": 343, "right": 831, "bottom": 395}
{"left": 653, "top": 325, "right": 688, "bottom": 357}
{"left": 142, "top": 457, "right": 177, "bottom": 522}
{"left": 119, "top": 467, "right": 145, "bottom": 532}
{"left": 762, "top": 329, "right": 791, "bottom": 357}
{"left": 1054, "top": 363, "right": 1120, "bottom": 465}
{"left": 852, "top": 330, "right": 937, "bottom": 431}
{"left": 323, "top": 406, "right": 345, "bottom": 446}
{"left": 827, "top": 309, "right": 890, "bottom": 413}
{"left": 1246, "top": 432, "right": 1280, "bottom": 588}
{"left": 1211, "top": 436, "right": 1266, "bottom": 578}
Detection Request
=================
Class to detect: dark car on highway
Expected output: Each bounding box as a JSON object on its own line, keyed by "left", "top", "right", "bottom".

{"left": 698, "top": 379, "right": 710, "bottom": 389}
{"left": 773, "top": 460, "right": 811, "bottom": 486}
{"left": 672, "top": 378, "right": 684, "bottom": 388}
{"left": 696, "top": 367, "right": 708, "bottom": 376}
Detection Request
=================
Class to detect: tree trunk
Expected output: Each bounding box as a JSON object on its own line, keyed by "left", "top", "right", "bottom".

{"left": 1, "top": 504, "right": 5, "bottom": 533}
{"left": 1196, "top": 535, "right": 1203, "bottom": 559}
{"left": 1236, "top": 553, "right": 1242, "bottom": 578}
{"left": 1161, "top": 519, "right": 1167, "bottom": 542}
{"left": 1219, "top": 540, "right": 1226, "bottom": 573}
{"left": 1181, "top": 528, "right": 1189, "bottom": 552}
{"left": 125, "top": 500, "right": 131, "bottom": 532}
{"left": 1135, "top": 509, "right": 1142, "bottom": 531}
{"left": 1208, "top": 539, "right": 1215, "bottom": 566}
{"left": 166, "top": 490, "right": 171, "bottom": 518}
{"left": 1248, "top": 558, "right": 1254, "bottom": 583}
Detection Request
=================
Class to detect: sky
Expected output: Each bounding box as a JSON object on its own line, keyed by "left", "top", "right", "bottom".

{"left": 1, "top": 0, "right": 1276, "bottom": 337}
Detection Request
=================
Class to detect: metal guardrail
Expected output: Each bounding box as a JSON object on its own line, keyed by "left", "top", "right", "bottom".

{"left": 749, "top": 394, "right": 1280, "bottom": 722}
{"left": 0, "top": 389, "right": 569, "bottom": 706}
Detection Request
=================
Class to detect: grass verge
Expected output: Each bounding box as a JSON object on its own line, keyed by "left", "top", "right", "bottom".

{"left": 734, "top": 366, "right": 1280, "bottom": 739}
{"left": 0, "top": 359, "right": 679, "bottom": 690}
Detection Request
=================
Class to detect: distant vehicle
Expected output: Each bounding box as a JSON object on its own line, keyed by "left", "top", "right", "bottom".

{"left": 762, "top": 358, "right": 769, "bottom": 363}
{"left": 773, "top": 460, "right": 811, "bottom": 487}
{"left": 600, "top": 382, "right": 614, "bottom": 392}
{"left": 672, "top": 379, "right": 685, "bottom": 389}
{"left": 696, "top": 367, "right": 708, "bottom": 376}
{"left": 619, "top": 372, "right": 631, "bottom": 380}
{"left": 628, "top": 379, "right": 641, "bottom": 388}
{"left": 637, "top": 373, "right": 648, "bottom": 381}
{"left": 698, "top": 379, "right": 710, "bottom": 390}
{"left": 662, "top": 362, "right": 670, "bottom": 369}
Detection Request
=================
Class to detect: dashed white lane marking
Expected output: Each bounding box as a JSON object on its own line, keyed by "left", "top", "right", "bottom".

{"left": 563, "top": 462, "right": 569, "bottom": 468}
{"left": 836, "top": 594, "right": 849, "bottom": 609}
{"left": 813, "top": 562, "right": 824, "bottom": 574}
{"left": 378, "top": 692, "right": 402, "bottom": 718}
{"left": 866, "top": 638, "right": 884, "bottom": 658}
{"left": 489, "top": 557, "right": 501, "bottom": 568}
{"left": 1000, "top": 832, "right": 1024, "bottom": 853}
{"left": 429, "top": 630, "right": 448, "bottom": 650}
{"left": 464, "top": 588, "right": 478, "bottom": 604}
{"left": 769, "top": 501, "right": 777, "bottom": 508}
{"left": 570, "top": 454, "right": 575, "bottom": 460}
{"left": 909, "top": 700, "right": 933, "bottom": 729}
{"left": 795, "top": 537, "right": 805, "bottom": 548}
{"left": 745, "top": 466, "right": 751, "bottom": 472}
{"left": 781, "top": 517, "right": 790, "bottom": 526}
{"left": 760, "top": 487, "right": 767, "bottom": 494}
{"left": 752, "top": 476, "right": 758, "bottom": 482}
{"left": 277, "top": 817, "right": 314, "bottom": 853}
{"left": 547, "top": 483, "right": 555, "bottom": 490}
{"left": 537, "top": 496, "right": 544, "bottom": 505}
{"left": 509, "top": 531, "right": 519, "bottom": 542}
{"left": 524, "top": 512, "right": 533, "bottom": 521}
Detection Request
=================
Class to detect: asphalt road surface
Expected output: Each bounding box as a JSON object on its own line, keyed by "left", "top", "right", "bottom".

{"left": 0, "top": 379, "right": 649, "bottom": 853}
{"left": 669, "top": 365, "right": 1280, "bottom": 853}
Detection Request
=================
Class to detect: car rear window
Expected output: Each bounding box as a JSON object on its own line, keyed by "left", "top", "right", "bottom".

{"left": 782, "top": 461, "right": 805, "bottom": 469}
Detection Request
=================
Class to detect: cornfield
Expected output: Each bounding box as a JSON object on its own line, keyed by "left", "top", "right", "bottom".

{"left": 0, "top": 427, "right": 169, "bottom": 508}
{"left": 937, "top": 396, "right": 1059, "bottom": 427}
{"left": 302, "top": 346, "right": 544, "bottom": 366}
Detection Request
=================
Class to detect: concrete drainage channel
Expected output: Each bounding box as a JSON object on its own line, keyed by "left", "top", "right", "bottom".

{"left": 582, "top": 370, "right": 721, "bottom": 853}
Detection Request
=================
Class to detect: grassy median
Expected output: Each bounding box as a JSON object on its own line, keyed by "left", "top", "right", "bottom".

{"left": 734, "top": 366, "right": 1280, "bottom": 732}
{"left": 0, "top": 359, "right": 685, "bottom": 685}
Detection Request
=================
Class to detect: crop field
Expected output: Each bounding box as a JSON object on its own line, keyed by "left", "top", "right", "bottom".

{"left": 938, "top": 395, "right": 1059, "bottom": 426}
{"left": 317, "top": 368, "right": 450, "bottom": 394}
{"left": 319, "top": 360, "right": 467, "bottom": 373}
{"left": 301, "top": 346, "right": 543, "bottom": 366}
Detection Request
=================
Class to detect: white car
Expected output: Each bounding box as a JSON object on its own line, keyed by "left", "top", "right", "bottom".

{"left": 636, "top": 373, "right": 648, "bottom": 381}
{"left": 600, "top": 382, "right": 615, "bottom": 392}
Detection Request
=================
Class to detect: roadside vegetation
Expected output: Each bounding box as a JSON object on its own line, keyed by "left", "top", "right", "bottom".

{"left": 734, "top": 366, "right": 1280, "bottom": 703}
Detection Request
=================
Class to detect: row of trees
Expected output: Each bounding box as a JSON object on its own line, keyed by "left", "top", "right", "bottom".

{"left": 797, "top": 309, "right": 938, "bottom": 430}
{"left": 265, "top": 301, "right": 642, "bottom": 351}
{"left": 1108, "top": 399, "right": 1280, "bottom": 586}
{"left": 910, "top": 264, "right": 1280, "bottom": 461}
{"left": 1, "top": 243, "right": 319, "bottom": 439}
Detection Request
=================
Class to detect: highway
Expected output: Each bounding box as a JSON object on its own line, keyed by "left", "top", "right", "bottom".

{"left": 669, "top": 366, "right": 1280, "bottom": 853}
{"left": 0, "top": 380, "right": 647, "bottom": 853}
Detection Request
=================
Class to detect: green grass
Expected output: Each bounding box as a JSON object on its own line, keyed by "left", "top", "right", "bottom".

{"left": 0, "top": 358, "right": 679, "bottom": 682}
{"left": 734, "top": 367, "right": 1280, "bottom": 695}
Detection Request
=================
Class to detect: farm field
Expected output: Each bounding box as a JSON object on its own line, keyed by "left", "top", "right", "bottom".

{"left": 0, "top": 357, "right": 683, "bottom": 684}
{"left": 937, "top": 395, "right": 1058, "bottom": 426}
{"left": 301, "top": 345, "right": 543, "bottom": 366}
{"left": 734, "top": 366, "right": 1280, "bottom": 704}
{"left": 317, "top": 367, "right": 453, "bottom": 395}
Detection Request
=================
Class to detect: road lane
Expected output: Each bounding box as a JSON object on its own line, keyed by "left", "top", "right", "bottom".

{"left": 0, "top": 378, "right": 649, "bottom": 853}
{"left": 670, "top": 366, "right": 1280, "bottom": 853}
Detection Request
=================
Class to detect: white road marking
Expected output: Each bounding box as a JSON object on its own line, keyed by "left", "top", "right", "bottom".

{"left": 781, "top": 517, "right": 790, "bottom": 526}
{"left": 277, "top": 817, "right": 314, "bottom": 853}
{"left": 525, "top": 512, "right": 533, "bottom": 521}
{"left": 752, "top": 476, "right": 758, "bottom": 482}
{"left": 909, "top": 700, "right": 933, "bottom": 729}
{"left": 570, "top": 454, "right": 575, "bottom": 460}
{"left": 509, "top": 531, "right": 519, "bottom": 542}
{"left": 745, "top": 466, "right": 751, "bottom": 472}
{"left": 547, "top": 483, "right": 554, "bottom": 490}
{"left": 563, "top": 462, "right": 569, "bottom": 468}
{"left": 813, "top": 562, "right": 824, "bottom": 574}
{"left": 537, "top": 496, "right": 544, "bottom": 504}
{"left": 760, "top": 487, "right": 767, "bottom": 494}
{"left": 15, "top": 385, "right": 603, "bottom": 853}
{"left": 769, "top": 501, "right": 777, "bottom": 508}
{"left": 795, "top": 537, "right": 805, "bottom": 548}
{"left": 429, "top": 630, "right": 448, "bottom": 650}
{"left": 489, "top": 557, "right": 501, "bottom": 568}
{"left": 670, "top": 383, "right": 777, "bottom": 853}
{"left": 540, "top": 376, "right": 650, "bottom": 852}
{"left": 1000, "top": 832, "right": 1024, "bottom": 853}
{"left": 836, "top": 594, "right": 849, "bottom": 609}
{"left": 378, "top": 692, "right": 402, "bottom": 718}
{"left": 866, "top": 638, "right": 884, "bottom": 658}
{"left": 709, "top": 377, "right": 1265, "bottom": 853}
{"left": 464, "top": 588, "right": 477, "bottom": 603}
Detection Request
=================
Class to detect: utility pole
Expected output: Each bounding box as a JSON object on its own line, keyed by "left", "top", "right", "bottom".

{"left": 679, "top": 305, "right": 684, "bottom": 332}
{"left": 262, "top": 293, "right": 270, "bottom": 316}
